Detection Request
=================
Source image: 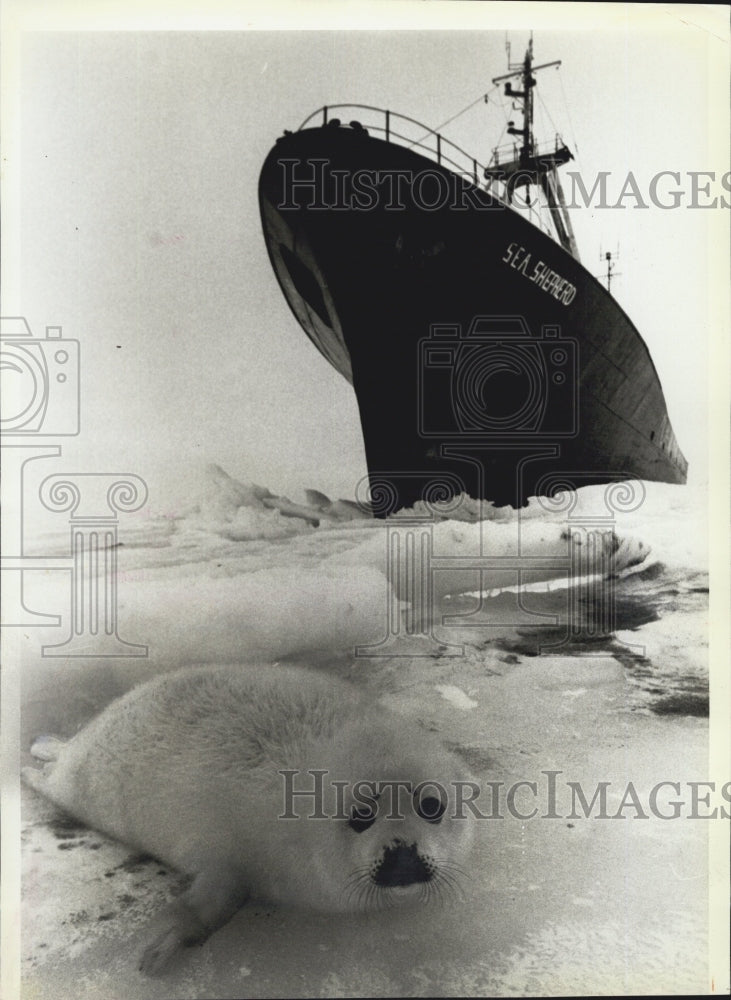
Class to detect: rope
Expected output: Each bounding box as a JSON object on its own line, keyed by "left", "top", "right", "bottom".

{"left": 558, "top": 66, "right": 580, "bottom": 160}
{"left": 536, "top": 90, "right": 559, "bottom": 140}
{"left": 408, "top": 85, "right": 500, "bottom": 149}
{"left": 433, "top": 89, "right": 495, "bottom": 134}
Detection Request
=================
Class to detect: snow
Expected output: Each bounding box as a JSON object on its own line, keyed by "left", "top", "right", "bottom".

{"left": 19, "top": 467, "right": 711, "bottom": 997}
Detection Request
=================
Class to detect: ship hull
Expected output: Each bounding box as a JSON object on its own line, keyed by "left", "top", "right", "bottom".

{"left": 259, "top": 123, "right": 687, "bottom": 514}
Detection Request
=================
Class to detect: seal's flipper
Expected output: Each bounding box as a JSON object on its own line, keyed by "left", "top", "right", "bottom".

{"left": 139, "top": 866, "right": 250, "bottom": 976}
{"left": 30, "top": 735, "right": 65, "bottom": 762}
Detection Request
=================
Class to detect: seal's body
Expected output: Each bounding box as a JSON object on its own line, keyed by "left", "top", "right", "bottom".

{"left": 23, "top": 664, "right": 475, "bottom": 974}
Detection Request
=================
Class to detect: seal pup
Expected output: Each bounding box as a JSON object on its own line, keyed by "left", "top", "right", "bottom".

{"left": 23, "top": 664, "right": 476, "bottom": 975}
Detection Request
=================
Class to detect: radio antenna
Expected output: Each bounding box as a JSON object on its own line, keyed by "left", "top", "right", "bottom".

{"left": 598, "top": 247, "right": 621, "bottom": 294}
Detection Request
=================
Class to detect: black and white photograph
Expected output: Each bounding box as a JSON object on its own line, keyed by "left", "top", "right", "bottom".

{"left": 2, "top": 2, "right": 729, "bottom": 998}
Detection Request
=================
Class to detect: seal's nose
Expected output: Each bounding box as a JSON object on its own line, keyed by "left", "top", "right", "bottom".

{"left": 374, "top": 840, "right": 431, "bottom": 886}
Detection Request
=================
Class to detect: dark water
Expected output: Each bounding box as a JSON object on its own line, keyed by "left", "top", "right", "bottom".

{"left": 443, "top": 559, "right": 709, "bottom": 718}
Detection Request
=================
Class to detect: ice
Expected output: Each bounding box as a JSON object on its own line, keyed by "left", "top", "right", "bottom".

{"left": 434, "top": 685, "right": 479, "bottom": 710}
{"left": 116, "top": 562, "right": 396, "bottom": 663}
{"left": 19, "top": 464, "right": 711, "bottom": 998}
{"left": 20, "top": 464, "right": 706, "bottom": 672}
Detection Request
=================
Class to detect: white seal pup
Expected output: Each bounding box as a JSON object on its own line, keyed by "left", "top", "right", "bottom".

{"left": 23, "top": 664, "right": 476, "bottom": 975}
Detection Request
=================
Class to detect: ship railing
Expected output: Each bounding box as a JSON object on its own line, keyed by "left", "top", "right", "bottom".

{"left": 297, "top": 104, "right": 552, "bottom": 235}
{"left": 489, "top": 133, "right": 570, "bottom": 166}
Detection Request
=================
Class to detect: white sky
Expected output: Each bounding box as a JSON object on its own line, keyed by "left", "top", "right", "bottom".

{"left": 3, "top": 3, "right": 729, "bottom": 505}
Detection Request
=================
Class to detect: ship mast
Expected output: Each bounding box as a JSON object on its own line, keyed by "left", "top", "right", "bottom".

{"left": 600, "top": 249, "right": 621, "bottom": 293}
{"left": 485, "top": 36, "right": 580, "bottom": 261}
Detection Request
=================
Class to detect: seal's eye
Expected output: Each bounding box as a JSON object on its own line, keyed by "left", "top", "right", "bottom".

{"left": 348, "top": 804, "right": 377, "bottom": 833}
{"left": 416, "top": 795, "right": 445, "bottom": 823}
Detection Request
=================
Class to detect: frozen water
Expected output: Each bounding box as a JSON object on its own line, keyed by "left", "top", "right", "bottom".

{"left": 20, "top": 466, "right": 711, "bottom": 997}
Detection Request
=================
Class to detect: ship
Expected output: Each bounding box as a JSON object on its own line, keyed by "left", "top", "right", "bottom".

{"left": 258, "top": 38, "right": 688, "bottom": 516}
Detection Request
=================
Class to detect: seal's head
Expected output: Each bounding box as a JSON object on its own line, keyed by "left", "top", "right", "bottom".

{"left": 280, "top": 715, "right": 476, "bottom": 913}
{"left": 341, "top": 779, "right": 471, "bottom": 911}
